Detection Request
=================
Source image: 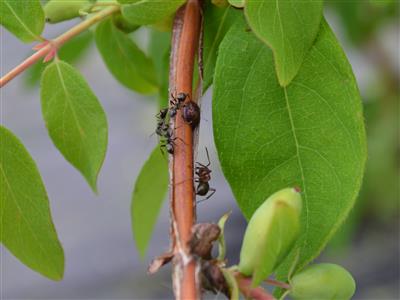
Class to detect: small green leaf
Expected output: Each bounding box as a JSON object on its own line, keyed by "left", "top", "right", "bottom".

{"left": 203, "top": 2, "right": 240, "bottom": 92}
{"left": 121, "top": 0, "right": 185, "bottom": 26}
{"left": 213, "top": 17, "right": 366, "bottom": 280}
{"left": 0, "top": 126, "right": 64, "bottom": 280}
{"left": 238, "top": 188, "right": 302, "bottom": 287}
{"left": 40, "top": 60, "right": 108, "bottom": 192}
{"left": 0, "top": 0, "right": 45, "bottom": 42}
{"left": 221, "top": 269, "right": 239, "bottom": 300}
{"left": 95, "top": 19, "right": 158, "bottom": 94}
{"left": 148, "top": 29, "right": 171, "bottom": 107}
{"left": 25, "top": 30, "right": 93, "bottom": 87}
{"left": 244, "top": 0, "right": 323, "bottom": 86}
{"left": 131, "top": 147, "right": 168, "bottom": 257}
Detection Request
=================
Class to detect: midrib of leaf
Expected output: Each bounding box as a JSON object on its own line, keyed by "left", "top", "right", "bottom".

{"left": 54, "top": 62, "right": 86, "bottom": 149}
{"left": 204, "top": 9, "right": 229, "bottom": 74}
{"left": 4, "top": 1, "right": 40, "bottom": 41}
{"left": 282, "top": 87, "right": 309, "bottom": 248}
{"left": 0, "top": 163, "right": 60, "bottom": 276}
{"left": 275, "top": 0, "right": 286, "bottom": 81}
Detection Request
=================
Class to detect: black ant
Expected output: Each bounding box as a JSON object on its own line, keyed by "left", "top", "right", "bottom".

{"left": 195, "top": 148, "right": 216, "bottom": 201}
{"left": 159, "top": 127, "right": 186, "bottom": 155}
{"left": 155, "top": 108, "right": 169, "bottom": 137}
{"left": 159, "top": 127, "right": 176, "bottom": 154}
{"left": 169, "top": 92, "right": 188, "bottom": 118}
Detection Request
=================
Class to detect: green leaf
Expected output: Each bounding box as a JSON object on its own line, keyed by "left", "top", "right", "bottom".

{"left": 244, "top": 0, "right": 323, "bottom": 87}
{"left": 0, "top": 126, "right": 64, "bottom": 280}
{"left": 25, "top": 30, "right": 93, "bottom": 87}
{"left": 131, "top": 147, "right": 168, "bottom": 257}
{"left": 0, "top": 0, "right": 45, "bottom": 42}
{"left": 203, "top": 2, "right": 240, "bottom": 92}
{"left": 40, "top": 60, "right": 108, "bottom": 192}
{"left": 148, "top": 29, "right": 171, "bottom": 107}
{"left": 121, "top": 0, "right": 185, "bottom": 26}
{"left": 213, "top": 18, "right": 366, "bottom": 279}
{"left": 95, "top": 19, "right": 158, "bottom": 94}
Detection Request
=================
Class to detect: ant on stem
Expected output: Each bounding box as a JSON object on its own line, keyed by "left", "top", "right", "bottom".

{"left": 195, "top": 148, "right": 216, "bottom": 202}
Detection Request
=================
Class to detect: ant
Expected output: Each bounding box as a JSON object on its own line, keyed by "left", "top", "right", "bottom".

{"left": 159, "top": 127, "right": 186, "bottom": 155}
{"left": 195, "top": 148, "right": 216, "bottom": 201}
{"left": 169, "top": 92, "right": 188, "bottom": 118}
{"left": 159, "top": 127, "right": 176, "bottom": 154}
{"left": 155, "top": 108, "right": 169, "bottom": 137}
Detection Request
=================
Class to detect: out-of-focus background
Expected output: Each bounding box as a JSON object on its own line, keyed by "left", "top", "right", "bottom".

{"left": 1, "top": 1, "right": 399, "bottom": 299}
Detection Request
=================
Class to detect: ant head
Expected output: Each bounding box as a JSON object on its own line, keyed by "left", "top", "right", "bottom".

{"left": 176, "top": 92, "right": 188, "bottom": 103}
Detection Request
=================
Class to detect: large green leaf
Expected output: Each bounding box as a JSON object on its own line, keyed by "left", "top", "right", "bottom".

{"left": 25, "top": 30, "right": 93, "bottom": 87}
{"left": 203, "top": 2, "right": 239, "bottom": 92}
{"left": 244, "top": 0, "right": 323, "bottom": 87}
{"left": 131, "top": 147, "right": 168, "bottom": 257}
{"left": 0, "top": 0, "right": 45, "bottom": 42}
{"left": 121, "top": 0, "right": 185, "bottom": 25}
{"left": 213, "top": 18, "right": 366, "bottom": 278}
{"left": 0, "top": 126, "right": 64, "bottom": 280}
{"left": 40, "top": 61, "right": 108, "bottom": 192}
{"left": 95, "top": 19, "right": 158, "bottom": 94}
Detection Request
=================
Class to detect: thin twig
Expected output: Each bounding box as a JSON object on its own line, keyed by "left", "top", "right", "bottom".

{"left": 169, "top": 0, "right": 202, "bottom": 299}
{"left": 0, "top": 5, "right": 120, "bottom": 88}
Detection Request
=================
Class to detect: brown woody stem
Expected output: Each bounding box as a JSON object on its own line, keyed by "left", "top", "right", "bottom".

{"left": 0, "top": 5, "right": 119, "bottom": 88}
{"left": 169, "top": 0, "right": 202, "bottom": 299}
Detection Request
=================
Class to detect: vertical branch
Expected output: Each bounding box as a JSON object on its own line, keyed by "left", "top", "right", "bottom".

{"left": 169, "top": 0, "right": 202, "bottom": 299}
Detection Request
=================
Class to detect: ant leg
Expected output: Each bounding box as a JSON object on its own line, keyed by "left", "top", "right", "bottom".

{"left": 205, "top": 147, "right": 211, "bottom": 167}
{"left": 205, "top": 188, "right": 216, "bottom": 200}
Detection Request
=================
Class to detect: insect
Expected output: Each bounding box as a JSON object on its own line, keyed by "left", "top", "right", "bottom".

{"left": 159, "top": 127, "right": 176, "bottom": 154}
{"left": 195, "top": 148, "right": 216, "bottom": 201}
{"left": 159, "top": 127, "right": 185, "bottom": 155}
{"left": 169, "top": 92, "right": 188, "bottom": 118}
{"left": 182, "top": 101, "right": 200, "bottom": 128}
{"left": 155, "top": 108, "right": 169, "bottom": 137}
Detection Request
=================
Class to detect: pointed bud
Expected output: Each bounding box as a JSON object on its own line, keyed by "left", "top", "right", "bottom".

{"left": 238, "top": 187, "right": 302, "bottom": 287}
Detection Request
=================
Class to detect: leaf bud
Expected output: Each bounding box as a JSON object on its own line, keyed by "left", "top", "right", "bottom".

{"left": 238, "top": 187, "right": 302, "bottom": 287}
{"left": 289, "top": 263, "right": 356, "bottom": 300}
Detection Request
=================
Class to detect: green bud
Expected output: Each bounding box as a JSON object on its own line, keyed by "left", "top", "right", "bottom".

{"left": 238, "top": 187, "right": 302, "bottom": 287}
{"left": 112, "top": 13, "right": 139, "bottom": 33}
{"left": 227, "top": 0, "right": 244, "bottom": 8}
{"left": 44, "top": 0, "right": 93, "bottom": 23}
{"left": 290, "top": 263, "right": 356, "bottom": 300}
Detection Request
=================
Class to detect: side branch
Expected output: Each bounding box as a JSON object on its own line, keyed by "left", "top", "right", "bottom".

{"left": 169, "top": 0, "right": 202, "bottom": 299}
{"left": 0, "top": 5, "right": 120, "bottom": 88}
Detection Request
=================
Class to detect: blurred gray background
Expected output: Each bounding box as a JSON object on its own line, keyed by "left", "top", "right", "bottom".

{"left": 1, "top": 3, "right": 399, "bottom": 300}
